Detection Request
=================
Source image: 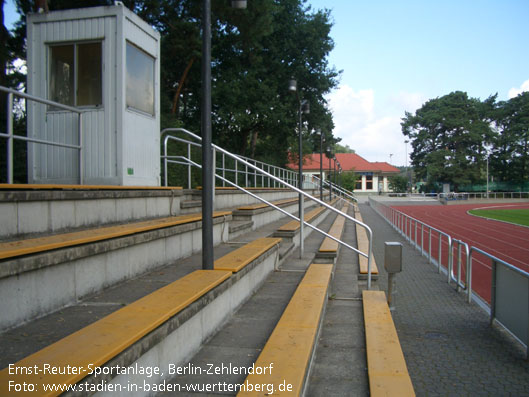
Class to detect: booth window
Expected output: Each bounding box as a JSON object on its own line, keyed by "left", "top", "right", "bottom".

{"left": 49, "top": 42, "right": 102, "bottom": 108}
{"left": 126, "top": 42, "right": 155, "bottom": 116}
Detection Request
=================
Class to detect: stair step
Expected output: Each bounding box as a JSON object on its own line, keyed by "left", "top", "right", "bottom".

{"left": 229, "top": 220, "right": 254, "bottom": 234}
{"left": 180, "top": 199, "right": 202, "bottom": 209}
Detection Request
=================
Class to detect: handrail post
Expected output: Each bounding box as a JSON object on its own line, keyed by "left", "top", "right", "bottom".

{"left": 428, "top": 228, "right": 432, "bottom": 263}
{"left": 222, "top": 152, "right": 225, "bottom": 187}
{"left": 78, "top": 113, "right": 84, "bottom": 185}
{"left": 164, "top": 137, "right": 168, "bottom": 186}
{"left": 187, "top": 143, "right": 192, "bottom": 189}
{"left": 7, "top": 92, "right": 14, "bottom": 184}
{"left": 457, "top": 242, "right": 462, "bottom": 292}
{"left": 466, "top": 244, "right": 471, "bottom": 303}
{"left": 447, "top": 237, "right": 453, "bottom": 284}
{"left": 367, "top": 227, "right": 373, "bottom": 289}
{"left": 438, "top": 232, "right": 442, "bottom": 273}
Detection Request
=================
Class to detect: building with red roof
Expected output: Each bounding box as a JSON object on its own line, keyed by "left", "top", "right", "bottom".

{"left": 286, "top": 152, "right": 400, "bottom": 193}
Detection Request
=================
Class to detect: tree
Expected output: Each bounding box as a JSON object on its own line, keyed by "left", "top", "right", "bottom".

{"left": 334, "top": 143, "right": 355, "bottom": 153}
{"left": 491, "top": 92, "right": 529, "bottom": 186}
{"left": 401, "top": 91, "right": 495, "bottom": 190}
{"left": 340, "top": 170, "right": 357, "bottom": 192}
{"left": 388, "top": 175, "right": 407, "bottom": 193}
{"left": 7, "top": 0, "right": 339, "bottom": 171}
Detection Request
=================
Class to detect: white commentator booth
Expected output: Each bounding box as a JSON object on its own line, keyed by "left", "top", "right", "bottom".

{"left": 26, "top": 3, "right": 161, "bottom": 185}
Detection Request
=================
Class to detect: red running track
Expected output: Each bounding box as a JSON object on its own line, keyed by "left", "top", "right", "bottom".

{"left": 391, "top": 202, "right": 529, "bottom": 304}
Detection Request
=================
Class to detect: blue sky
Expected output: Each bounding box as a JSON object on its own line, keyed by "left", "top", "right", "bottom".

{"left": 4, "top": 0, "right": 529, "bottom": 165}
{"left": 307, "top": 0, "right": 529, "bottom": 165}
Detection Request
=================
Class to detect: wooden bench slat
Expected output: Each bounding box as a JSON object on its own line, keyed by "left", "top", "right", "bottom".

{"left": 0, "top": 183, "right": 182, "bottom": 191}
{"left": 236, "top": 198, "right": 297, "bottom": 211}
{"left": 277, "top": 206, "right": 326, "bottom": 232}
{"left": 0, "top": 269, "right": 231, "bottom": 397}
{"left": 363, "top": 290, "right": 415, "bottom": 397}
{"left": 238, "top": 263, "right": 333, "bottom": 396}
{"left": 356, "top": 211, "right": 379, "bottom": 275}
{"left": 0, "top": 211, "right": 232, "bottom": 261}
{"left": 214, "top": 237, "right": 281, "bottom": 273}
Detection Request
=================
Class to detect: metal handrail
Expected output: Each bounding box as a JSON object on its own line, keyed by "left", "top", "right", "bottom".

{"left": 162, "top": 129, "right": 298, "bottom": 189}
{"left": 161, "top": 127, "right": 375, "bottom": 288}
{"left": 0, "top": 85, "right": 84, "bottom": 184}
{"left": 371, "top": 195, "right": 529, "bottom": 355}
{"left": 438, "top": 191, "right": 529, "bottom": 200}
{"left": 312, "top": 175, "right": 357, "bottom": 203}
{"left": 370, "top": 197, "right": 453, "bottom": 276}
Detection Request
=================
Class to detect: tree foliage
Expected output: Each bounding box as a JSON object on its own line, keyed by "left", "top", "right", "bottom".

{"left": 4, "top": 0, "right": 340, "bottom": 169}
{"left": 402, "top": 91, "right": 529, "bottom": 190}
{"left": 388, "top": 175, "right": 407, "bottom": 193}
{"left": 490, "top": 92, "right": 529, "bottom": 185}
{"left": 401, "top": 91, "right": 495, "bottom": 190}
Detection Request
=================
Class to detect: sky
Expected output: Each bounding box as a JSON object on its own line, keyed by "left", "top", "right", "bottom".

{"left": 306, "top": 0, "right": 529, "bottom": 166}
{"left": 3, "top": 0, "right": 529, "bottom": 166}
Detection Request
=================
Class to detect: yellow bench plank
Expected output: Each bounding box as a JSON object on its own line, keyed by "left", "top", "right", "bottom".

{"left": 0, "top": 211, "right": 231, "bottom": 261}
{"left": 0, "top": 269, "right": 232, "bottom": 397}
{"left": 356, "top": 212, "right": 379, "bottom": 275}
{"left": 237, "top": 198, "right": 297, "bottom": 211}
{"left": 277, "top": 207, "right": 325, "bottom": 232}
{"left": 319, "top": 205, "right": 348, "bottom": 253}
{"left": 238, "top": 263, "right": 333, "bottom": 396}
{"left": 363, "top": 290, "right": 415, "bottom": 397}
{"left": 0, "top": 183, "right": 182, "bottom": 190}
{"left": 214, "top": 237, "right": 282, "bottom": 272}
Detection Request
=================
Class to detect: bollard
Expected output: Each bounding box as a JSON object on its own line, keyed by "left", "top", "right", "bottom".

{"left": 384, "top": 242, "right": 403, "bottom": 310}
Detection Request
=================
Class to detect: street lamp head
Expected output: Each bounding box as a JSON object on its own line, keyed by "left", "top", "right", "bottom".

{"left": 288, "top": 79, "right": 297, "bottom": 92}
{"left": 301, "top": 99, "right": 310, "bottom": 114}
{"left": 231, "top": 0, "right": 247, "bottom": 9}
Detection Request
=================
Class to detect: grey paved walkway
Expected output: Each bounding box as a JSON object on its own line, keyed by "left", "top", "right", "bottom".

{"left": 359, "top": 202, "right": 529, "bottom": 396}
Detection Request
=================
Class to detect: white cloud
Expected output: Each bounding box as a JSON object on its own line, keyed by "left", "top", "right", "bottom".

{"left": 508, "top": 79, "right": 529, "bottom": 99}
{"left": 327, "top": 85, "right": 423, "bottom": 166}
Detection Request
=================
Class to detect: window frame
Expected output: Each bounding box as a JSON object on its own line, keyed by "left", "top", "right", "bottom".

{"left": 47, "top": 40, "right": 103, "bottom": 111}
{"left": 125, "top": 41, "right": 156, "bottom": 118}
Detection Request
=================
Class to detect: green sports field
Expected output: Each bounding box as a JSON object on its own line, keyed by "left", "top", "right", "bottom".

{"left": 468, "top": 208, "right": 529, "bottom": 227}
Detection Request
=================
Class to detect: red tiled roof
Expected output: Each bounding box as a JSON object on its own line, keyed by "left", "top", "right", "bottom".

{"left": 286, "top": 153, "right": 400, "bottom": 173}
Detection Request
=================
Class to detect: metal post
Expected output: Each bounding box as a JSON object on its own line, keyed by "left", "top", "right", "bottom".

{"left": 486, "top": 156, "right": 489, "bottom": 198}
{"left": 328, "top": 156, "right": 332, "bottom": 200}
{"left": 438, "top": 233, "right": 442, "bottom": 273}
{"left": 222, "top": 152, "right": 225, "bottom": 187}
{"left": 298, "top": 100, "right": 304, "bottom": 258}
{"left": 7, "top": 92, "right": 14, "bottom": 184}
{"left": 201, "top": 0, "right": 214, "bottom": 270}
{"left": 188, "top": 143, "right": 192, "bottom": 189}
{"left": 78, "top": 113, "right": 84, "bottom": 185}
{"left": 319, "top": 132, "right": 323, "bottom": 201}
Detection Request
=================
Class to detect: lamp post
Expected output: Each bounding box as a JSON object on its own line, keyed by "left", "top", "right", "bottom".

{"left": 333, "top": 156, "right": 337, "bottom": 194}
{"left": 316, "top": 129, "right": 324, "bottom": 202}
{"left": 326, "top": 146, "right": 332, "bottom": 200}
{"left": 486, "top": 155, "right": 489, "bottom": 198}
{"left": 202, "top": 0, "right": 246, "bottom": 270}
{"left": 288, "top": 78, "right": 309, "bottom": 258}
{"left": 404, "top": 140, "right": 410, "bottom": 193}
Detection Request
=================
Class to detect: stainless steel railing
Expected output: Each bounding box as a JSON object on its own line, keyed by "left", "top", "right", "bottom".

{"left": 370, "top": 196, "right": 529, "bottom": 355}
{"left": 0, "top": 85, "right": 84, "bottom": 184}
{"left": 161, "top": 127, "right": 376, "bottom": 288}
{"left": 162, "top": 128, "right": 298, "bottom": 189}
